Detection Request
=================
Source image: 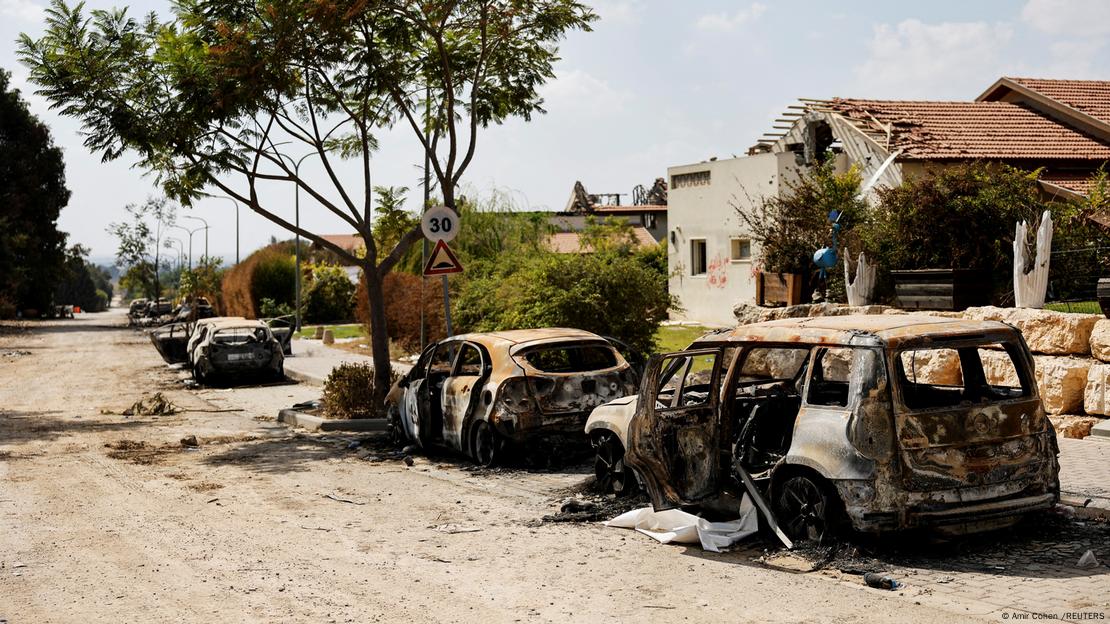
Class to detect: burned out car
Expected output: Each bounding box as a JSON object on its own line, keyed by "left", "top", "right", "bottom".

{"left": 587, "top": 315, "right": 1060, "bottom": 539}
{"left": 386, "top": 329, "right": 637, "bottom": 465}
{"left": 188, "top": 318, "right": 284, "bottom": 384}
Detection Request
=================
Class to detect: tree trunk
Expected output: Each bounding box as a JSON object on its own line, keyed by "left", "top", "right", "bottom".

{"left": 362, "top": 263, "right": 394, "bottom": 405}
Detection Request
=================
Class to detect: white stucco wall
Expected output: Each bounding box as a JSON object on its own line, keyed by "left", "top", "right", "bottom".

{"left": 666, "top": 152, "right": 795, "bottom": 327}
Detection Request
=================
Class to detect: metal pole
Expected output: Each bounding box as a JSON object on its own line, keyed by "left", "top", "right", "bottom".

{"left": 183, "top": 215, "right": 209, "bottom": 262}
{"left": 235, "top": 203, "right": 239, "bottom": 264}
{"left": 441, "top": 275, "right": 453, "bottom": 337}
{"left": 421, "top": 85, "right": 430, "bottom": 347}
{"left": 295, "top": 182, "right": 301, "bottom": 332}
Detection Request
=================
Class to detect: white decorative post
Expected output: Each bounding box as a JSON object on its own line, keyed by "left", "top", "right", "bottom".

{"left": 844, "top": 250, "right": 877, "bottom": 306}
{"left": 1013, "top": 211, "right": 1053, "bottom": 309}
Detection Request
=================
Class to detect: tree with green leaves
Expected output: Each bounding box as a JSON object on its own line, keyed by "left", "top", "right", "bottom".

{"left": 20, "top": 0, "right": 594, "bottom": 397}
{"left": 107, "top": 198, "right": 175, "bottom": 299}
{"left": 0, "top": 67, "right": 71, "bottom": 315}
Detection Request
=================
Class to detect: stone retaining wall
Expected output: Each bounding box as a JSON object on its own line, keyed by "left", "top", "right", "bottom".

{"left": 732, "top": 302, "right": 1110, "bottom": 438}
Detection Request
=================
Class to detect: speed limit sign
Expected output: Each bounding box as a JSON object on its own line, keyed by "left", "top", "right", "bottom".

{"left": 421, "top": 205, "right": 459, "bottom": 243}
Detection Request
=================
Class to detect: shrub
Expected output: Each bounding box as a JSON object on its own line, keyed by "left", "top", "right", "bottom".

{"left": 321, "top": 362, "right": 397, "bottom": 419}
{"left": 355, "top": 272, "right": 446, "bottom": 353}
{"left": 221, "top": 242, "right": 297, "bottom": 317}
{"left": 259, "top": 298, "right": 294, "bottom": 318}
{"left": 304, "top": 264, "right": 356, "bottom": 323}
{"left": 456, "top": 249, "right": 673, "bottom": 355}
{"left": 863, "top": 163, "right": 1045, "bottom": 302}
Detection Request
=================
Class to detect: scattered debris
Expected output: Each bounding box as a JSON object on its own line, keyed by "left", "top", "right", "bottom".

{"left": 1077, "top": 550, "right": 1100, "bottom": 569}
{"left": 122, "top": 393, "right": 180, "bottom": 416}
{"left": 324, "top": 493, "right": 366, "bottom": 505}
{"left": 300, "top": 525, "right": 333, "bottom": 532}
{"left": 180, "top": 435, "right": 199, "bottom": 447}
{"left": 187, "top": 482, "right": 223, "bottom": 493}
{"left": 0, "top": 349, "right": 31, "bottom": 358}
{"left": 402, "top": 456, "right": 415, "bottom": 466}
{"left": 431, "top": 524, "right": 483, "bottom": 534}
{"left": 863, "top": 572, "right": 902, "bottom": 590}
{"left": 604, "top": 495, "right": 759, "bottom": 553}
{"left": 560, "top": 498, "right": 600, "bottom": 515}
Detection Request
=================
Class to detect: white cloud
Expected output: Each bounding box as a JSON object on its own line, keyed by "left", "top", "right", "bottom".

{"left": 695, "top": 2, "right": 766, "bottom": 32}
{"left": 0, "top": 0, "right": 43, "bottom": 21}
{"left": 853, "top": 19, "right": 1013, "bottom": 98}
{"left": 1021, "top": 0, "right": 1110, "bottom": 37}
{"left": 540, "top": 69, "right": 631, "bottom": 118}
{"left": 590, "top": 0, "right": 644, "bottom": 25}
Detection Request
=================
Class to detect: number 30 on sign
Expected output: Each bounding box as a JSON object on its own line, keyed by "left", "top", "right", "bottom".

{"left": 421, "top": 205, "right": 459, "bottom": 243}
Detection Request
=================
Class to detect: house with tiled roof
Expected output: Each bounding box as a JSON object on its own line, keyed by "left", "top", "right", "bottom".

{"left": 667, "top": 76, "right": 1110, "bottom": 326}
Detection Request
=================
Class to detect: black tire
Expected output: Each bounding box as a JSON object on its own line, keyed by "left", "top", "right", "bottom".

{"left": 193, "top": 360, "right": 207, "bottom": 384}
{"left": 471, "top": 421, "right": 500, "bottom": 467}
{"left": 594, "top": 432, "right": 633, "bottom": 496}
{"left": 774, "top": 473, "right": 841, "bottom": 544}
{"left": 386, "top": 404, "right": 407, "bottom": 447}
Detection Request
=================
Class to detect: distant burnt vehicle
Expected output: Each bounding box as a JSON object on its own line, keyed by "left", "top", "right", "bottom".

{"left": 386, "top": 329, "right": 637, "bottom": 466}
{"left": 188, "top": 318, "right": 284, "bottom": 384}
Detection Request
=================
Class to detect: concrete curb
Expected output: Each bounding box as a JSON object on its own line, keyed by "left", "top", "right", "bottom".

{"left": 282, "top": 365, "right": 326, "bottom": 386}
{"left": 277, "top": 408, "right": 389, "bottom": 432}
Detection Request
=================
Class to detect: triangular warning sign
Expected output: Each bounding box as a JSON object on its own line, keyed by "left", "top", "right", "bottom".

{"left": 422, "top": 239, "right": 464, "bottom": 276}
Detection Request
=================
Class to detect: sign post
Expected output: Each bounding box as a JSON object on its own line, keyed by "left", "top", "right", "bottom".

{"left": 421, "top": 206, "right": 462, "bottom": 337}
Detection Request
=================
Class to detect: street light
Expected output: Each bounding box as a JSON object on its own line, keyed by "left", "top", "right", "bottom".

{"left": 182, "top": 215, "right": 210, "bottom": 262}
{"left": 164, "top": 237, "right": 185, "bottom": 272}
{"left": 170, "top": 223, "right": 203, "bottom": 269}
{"left": 206, "top": 194, "right": 241, "bottom": 264}
{"left": 275, "top": 151, "right": 322, "bottom": 332}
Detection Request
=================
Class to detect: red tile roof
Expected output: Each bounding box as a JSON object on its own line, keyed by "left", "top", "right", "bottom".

{"left": 1008, "top": 77, "right": 1110, "bottom": 128}
{"left": 317, "top": 234, "right": 365, "bottom": 252}
{"left": 1038, "top": 171, "right": 1097, "bottom": 196}
{"left": 820, "top": 98, "right": 1110, "bottom": 160}
{"left": 545, "top": 227, "right": 658, "bottom": 254}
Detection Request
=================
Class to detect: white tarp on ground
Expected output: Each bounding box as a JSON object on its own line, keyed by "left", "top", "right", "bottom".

{"left": 604, "top": 494, "right": 759, "bottom": 553}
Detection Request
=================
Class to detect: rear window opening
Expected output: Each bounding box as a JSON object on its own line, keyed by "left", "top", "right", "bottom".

{"left": 213, "top": 328, "right": 268, "bottom": 345}
{"left": 519, "top": 344, "right": 618, "bottom": 373}
{"left": 895, "top": 342, "right": 1031, "bottom": 410}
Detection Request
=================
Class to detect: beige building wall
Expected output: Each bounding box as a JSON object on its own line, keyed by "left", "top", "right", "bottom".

{"left": 667, "top": 152, "right": 795, "bottom": 327}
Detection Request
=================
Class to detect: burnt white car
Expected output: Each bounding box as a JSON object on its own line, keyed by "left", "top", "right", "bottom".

{"left": 188, "top": 318, "right": 284, "bottom": 384}
{"left": 386, "top": 328, "right": 637, "bottom": 465}
{"left": 587, "top": 315, "right": 1060, "bottom": 540}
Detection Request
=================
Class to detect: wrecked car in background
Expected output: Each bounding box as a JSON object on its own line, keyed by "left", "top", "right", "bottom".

{"left": 588, "top": 315, "right": 1060, "bottom": 541}
{"left": 188, "top": 318, "right": 284, "bottom": 384}
{"left": 149, "top": 299, "right": 220, "bottom": 364}
{"left": 386, "top": 329, "right": 637, "bottom": 465}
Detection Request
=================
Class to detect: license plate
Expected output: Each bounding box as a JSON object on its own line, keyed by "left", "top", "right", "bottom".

{"left": 228, "top": 353, "right": 252, "bottom": 361}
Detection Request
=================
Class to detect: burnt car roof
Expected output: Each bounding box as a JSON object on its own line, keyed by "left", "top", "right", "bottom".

{"left": 450, "top": 328, "right": 611, "bottom": 351}
{"left": 692, "top": 315, "right": 1019, "bottom": 349}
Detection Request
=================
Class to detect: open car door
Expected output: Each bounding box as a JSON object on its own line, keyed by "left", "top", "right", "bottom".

{"left": 625, "top": 348, "right": 723, "bottom": 510}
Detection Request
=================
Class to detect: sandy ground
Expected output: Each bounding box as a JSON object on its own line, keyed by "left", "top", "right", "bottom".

{"left": 0, "top": 309, "right": 1024, "bottom": 623}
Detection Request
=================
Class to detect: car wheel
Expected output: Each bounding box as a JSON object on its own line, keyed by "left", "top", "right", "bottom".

{"left": 594, "top": 432, "right": 633, "bottom": 496}
{"left": 472, "top": 421, "right": 500, "bottom": 467}
{"left": 386, "top": 404, "right": 406, "bottom": 447}
{"left": 774, "top": 473, "right": 839, "bottom": 544}
{"left": 274, "top": 363, "right": 285, "bottom": 382}
{"left": 193, "top": 361, "right": 207, "bottom": 384}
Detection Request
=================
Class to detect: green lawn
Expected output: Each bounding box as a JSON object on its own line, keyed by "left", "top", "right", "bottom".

{"left": 1045, "top": 301, "right": 1103, "bottom": 315}
{"left": 296, "top": 323, "right": 367, "bottom": 340}
{"left": 653, "top": 324, "right": 712, "bottom": 353}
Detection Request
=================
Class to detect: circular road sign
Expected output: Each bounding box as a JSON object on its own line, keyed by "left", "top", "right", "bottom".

{"left": 421, "top": 205, "right": 459, "bottom": 243}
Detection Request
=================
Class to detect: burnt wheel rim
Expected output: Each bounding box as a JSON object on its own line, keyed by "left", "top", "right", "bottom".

{"left": 474, "top": 422, "right": 497, "bottom": 467}
{"left": 778, "top": 476, "right": 828, "bottom": 543}
{"left": 594, "top": 434, "right": 628, "bottom": 495}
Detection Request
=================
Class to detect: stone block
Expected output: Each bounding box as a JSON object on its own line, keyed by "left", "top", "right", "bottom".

{"left": 1034, "top": 356, "right": 1091, "bottom": 415}
{"left": 1048, "top": 415, "right": 1102, "bottom": 439}
{"left": 962, "top": 306, "right": 1100, "bottom": 355}
{"left": 1085, "top": 363, "right": 1110, "bottom": 417}
{"left": 1090, "top": 319, "right": 1110, "bottom": 363}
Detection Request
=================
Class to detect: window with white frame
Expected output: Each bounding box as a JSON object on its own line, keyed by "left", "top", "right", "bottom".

{"left": 730, "top": 238, "right": 752, "bottom": 262}
{"left": 690, "top": 239, "right": 707, "bottom": 276}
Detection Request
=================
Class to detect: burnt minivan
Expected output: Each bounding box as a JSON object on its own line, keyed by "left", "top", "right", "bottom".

{"left": 592, "top": 315, "right": 1060, "bottom": 540}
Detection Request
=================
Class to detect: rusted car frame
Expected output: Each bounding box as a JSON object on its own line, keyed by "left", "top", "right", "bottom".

{"left": 188, "top": 318, "right": 284, "bottom": 384}
{"left": 616, "top": 315, "right": 1060, "bottom": 540}
{"left": 386, "top": 329, "right": 637, "bottom": 465}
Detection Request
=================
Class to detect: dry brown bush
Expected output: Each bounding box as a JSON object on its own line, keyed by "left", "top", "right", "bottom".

{"left": 356, "top": 272, "right": 445, "bottom": 353}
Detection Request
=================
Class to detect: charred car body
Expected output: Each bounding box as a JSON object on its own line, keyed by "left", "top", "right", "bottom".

{"left": 386, "top": 329, "right": 637, "bottom": 465}
{"left": 586, "top": 315, "right": 1060, "bottom": 539}
{"left": 149, "top": 299, "right": 219, "bottom": 364}
{"left": 188, "top": 318, "right": 284, "bottom": 384}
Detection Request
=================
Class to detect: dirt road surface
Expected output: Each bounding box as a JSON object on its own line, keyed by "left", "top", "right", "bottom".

{"left": 1, "top": 310, "right": 1105, "bottom": 623}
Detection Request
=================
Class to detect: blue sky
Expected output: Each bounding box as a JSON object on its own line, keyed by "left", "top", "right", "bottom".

{"left": 2, "top": 0, "right": 1108, "bottom": 263}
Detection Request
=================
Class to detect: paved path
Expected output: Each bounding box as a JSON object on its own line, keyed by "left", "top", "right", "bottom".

{"left": 284, "top": 338, "right": 412, "bottom": 386}
{"left": 1058, "top": 437, "right": 1110, "bottom": 514}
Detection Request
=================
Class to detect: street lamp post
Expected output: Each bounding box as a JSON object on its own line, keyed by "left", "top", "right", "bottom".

{"left": 170, "top": 224, "right": 202, "bottom": 270}
{"left": 165, "top": 237, "right": 185, "bottom": 272}
{"left": 183, "top": 215, "right": 210, "bottom": 263}
{"left": 275, "top": 151, "right": 321, "bottom": 332}
{"left": 207, "top": 194, "right": 241, "bottom": 264}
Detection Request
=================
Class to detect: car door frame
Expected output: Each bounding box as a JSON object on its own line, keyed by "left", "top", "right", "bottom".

{"left": 440, "top": 341, "right": 490, "bottom": 451}
{"left": 625, "top": 347, "right": 724, "bottom": 511}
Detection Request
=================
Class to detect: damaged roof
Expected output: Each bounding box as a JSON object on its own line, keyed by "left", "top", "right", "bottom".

{"left": 980, "top": 77, "right": 1110, "bottom": 132}
{"left": 699, "top": 315, "right": 1017, "bottom": 348}
{"left": 815, "top": 98, "right": 1110, "bottom": 160}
